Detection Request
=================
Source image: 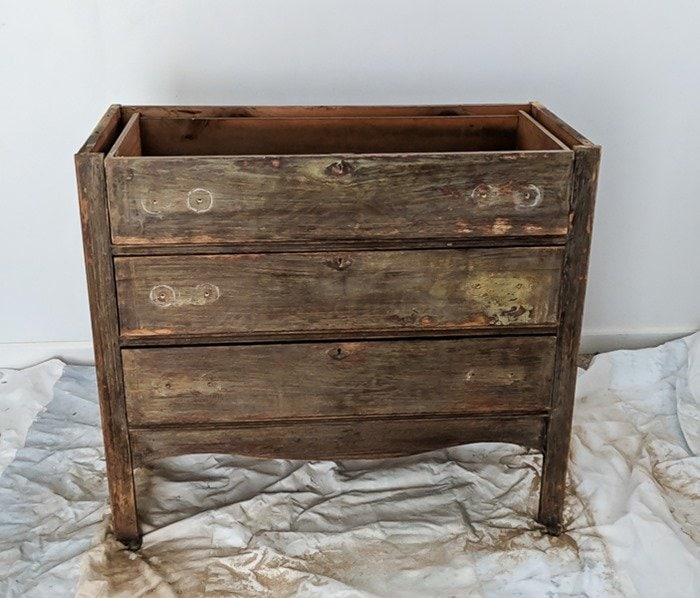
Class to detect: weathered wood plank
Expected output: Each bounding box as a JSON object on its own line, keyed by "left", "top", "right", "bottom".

{"left": 118, "top": 325, "right": 558, "bottom": 348}
{"left": 108, "top": 112, "right": 141, "bottom": 158}
{"left": 75, "top": 112, "right": 140, "bottom": 548}
{"left": 78, "top": 104, "right": 122, "bottom": 154}
{"left": 123, "top": 336, "right": 556, "bottom": 425}
{"left": 517, "top": 111, "right": 569, "bottom": 151}
{"left": 106, "top": 151, "right": 573, "bottom": 245}
{"left": 538, "top": 144, "right": 601, "bottom": 535}
{"left": 121, "top": 103, "right": 532, "bottom": 123}
{"left": 129, "top": 415, "right": 548, "bottom": 465}
{"left": 115, "top": 247, "right": 564, "bottom": 339}
{"left": 137, "top": 115, "right": 522, "bottom": 155}
{"left": 109, "top": 235, "right": 568, "bottom": 257}
{"left": 530, "top": 102, "right": 594, "bottom": 148}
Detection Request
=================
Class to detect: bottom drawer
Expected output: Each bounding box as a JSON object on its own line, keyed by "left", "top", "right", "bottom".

{"left": 129, "top": 415, "right": 548, "bottom": 465}
{"left": 122, "top": 336, "right": 556, "bottom": 426}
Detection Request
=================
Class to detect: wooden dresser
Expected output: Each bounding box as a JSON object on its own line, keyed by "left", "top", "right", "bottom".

{"left": 75, "top": 103, "right": 600, "bottom": 548}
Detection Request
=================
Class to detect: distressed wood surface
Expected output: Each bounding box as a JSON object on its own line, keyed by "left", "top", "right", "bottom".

{"left": 106, "top": 151, "right": 573, "bottom": 245}
{"left": 77, "top": 103, "right": 599, "bottom": 544}
{"left": 75, "top": 107, "right": 140, "bottom": 549}
{"left": 110, "top": 235, "right": 567, "bottom": 257}
{"left": 119, "top": 325, "right": 559, "bottom": 348}
{"left": 78, "top": 104, "right": 122, "bottom": 154}
{"left": 530, "top": 102, "right": 593, "bottom": 148}
{"left": 108, "top": 112, "right": 141, "bottom": 158}
{"left": 115, "top": 247, "right": 563, "bottom": 340}
{"left": 120, "top": 103, "right": 532, "bottom": 123}
{"left": 123, "top": 336, "right": 556, "bottom": 425}
{"left": 137, "top": 115, "right": 524, "bottom": 155}
{"left": 538, "top": 144, "right": 601, "bottom": 535}
{"left": 130, "top": 415, "right": 548, "bottom": 465}
{"left": 517, "top": 111, "right": 569, "bottom": 151}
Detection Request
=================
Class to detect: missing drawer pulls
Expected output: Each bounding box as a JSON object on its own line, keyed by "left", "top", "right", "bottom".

{"left": 187, "top": 188, "right": 214, "bottom": 213}
{"left": 140, "top": 196, "right": 175, "bottom": 215}
{"left": 470, "top": 183, "right": 542, "bottom": 210}
{"left": 149, "top": 285, "right": 176, "bottom": 307}
{"left": 140, "top": 189, "right": 214, "bottom": 215}
{"left": 149, "top": 283, "right": 220, "bottom": 308}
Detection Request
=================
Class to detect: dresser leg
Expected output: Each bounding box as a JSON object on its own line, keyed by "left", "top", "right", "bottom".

{"left": 110, "top": 481, "right": 141, "bottom": 549}
{"left": 537, "top": 443, "right": 568, "bottom": 535}
{"left": 76, "top": 138, "right": 143, "bottom": 551}
{"left": 105, "top": 451, "right": 141, "bottom": 549}
{"left": 538, "top": 145, "right": 601, "bottom": 536}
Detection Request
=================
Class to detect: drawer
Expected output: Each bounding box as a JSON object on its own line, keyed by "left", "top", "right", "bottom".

{"left": 115, "top": 247, "right": 563, "bottom": 340}
{"left": 105, "top": 112, "right": 573, "bottom": 245}
{"left": 122, "top": 336, "right": 556, "bottom": 426}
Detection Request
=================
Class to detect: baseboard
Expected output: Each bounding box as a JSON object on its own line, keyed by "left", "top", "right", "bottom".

{"left": 0, "top": 329, "right": 696, "bottom": 369}
{"left": 0, "top": 341, "right": 94, "bottom": 370}
{"left": 579, "top": 328, "right": 696, "bottom": 354}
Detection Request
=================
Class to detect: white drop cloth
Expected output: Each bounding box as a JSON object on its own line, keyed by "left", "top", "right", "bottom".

{"left": 1, "top": 335, "right": 698, "bottom": 597}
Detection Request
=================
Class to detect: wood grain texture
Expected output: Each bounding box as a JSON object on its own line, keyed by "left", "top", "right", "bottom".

{"left": 538, "top": 145, "right": 601, "bottom": 535}
{"left": 122, "top": 336, "right": 556, "bottom": 425}
{"left": 120, "top": 104, "right": 532, "bottom": 122}
{"left": 115, "top": 247, "right": 564, "bottom": 340}
{"left": 76, "top": 103, "right": 599, "bottom": 543}
{"left": 137, "top": 115, "right": 523, "bottom": 155}
{"left": 75, "top": 116, "right": 140, "bottom": 548}
{"left": 110, "top": 235, "right": 567, "bottom": 257}
{"left": 119, "top": 326, "right": 559, "bottom": 348}
{"left": 517, "top": 111, "right": 569, "bottom": 151}
{"left": 129, "top": 415, "right": 548, "bottom": 465}
{"left": 530, "top": 102, "right": 594, "bottom": 148}
{"left": 105, "top": 151, "right": 573, "bottom": 245}
{"left": 78, "top": 104, "right": 122, "bottom": 154}
{"left": 108, "top": 112, "right": 141, "bottom": 157}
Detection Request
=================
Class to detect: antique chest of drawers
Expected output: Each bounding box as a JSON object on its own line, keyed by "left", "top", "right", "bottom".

{"left": 75, "top": 103, "right": 600, "bottom": 548}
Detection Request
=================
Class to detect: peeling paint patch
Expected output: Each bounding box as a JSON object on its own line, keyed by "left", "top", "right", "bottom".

{"left": 466, "top": 273, "right": 535, "bottom": 326}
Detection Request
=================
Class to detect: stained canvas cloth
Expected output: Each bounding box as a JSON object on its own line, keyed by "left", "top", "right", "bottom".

{"left": 0, "top": 335, "right": 698, "bottom": 597}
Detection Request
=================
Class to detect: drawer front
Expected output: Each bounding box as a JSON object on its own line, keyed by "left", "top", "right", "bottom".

{"left": 115, "top": 247, "right": 563, "bottom": 340}
{"left": 122, "top": 336, "right": 556, "bottom": 426}
{"left": 106, "top": 152, "right": 573, "bottom": 245}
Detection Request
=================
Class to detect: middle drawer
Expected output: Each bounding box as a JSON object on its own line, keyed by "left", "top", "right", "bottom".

{"left": 115, "top": 247, "right": 563, "bottom": 340}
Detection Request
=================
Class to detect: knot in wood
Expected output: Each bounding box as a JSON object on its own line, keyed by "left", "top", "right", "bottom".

{"left": 325, "top": 256, "right": 353, "bottom": 271}
{"left": 325, "top": 160, "right": 354, "bottom": 176}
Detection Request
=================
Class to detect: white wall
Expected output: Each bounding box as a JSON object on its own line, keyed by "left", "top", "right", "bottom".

{"left": 1, "top": 1, "right": 699, "bottom": 365}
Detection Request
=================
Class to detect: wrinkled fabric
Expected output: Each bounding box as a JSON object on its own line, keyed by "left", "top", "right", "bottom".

{"left": 1, "top": 335, "right": 699, "bottom": 597}
{"left": 0, "top": 359, "right": 64, "bottom": 476}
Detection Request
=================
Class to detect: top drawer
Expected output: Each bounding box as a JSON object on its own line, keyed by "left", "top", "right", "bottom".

{"left": 105, "top": 112, "right": 573, "bottom": 246}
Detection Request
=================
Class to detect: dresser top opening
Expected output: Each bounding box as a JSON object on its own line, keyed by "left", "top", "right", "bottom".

{"left": 107, "top": 110, "right": 571, "bottom": 158}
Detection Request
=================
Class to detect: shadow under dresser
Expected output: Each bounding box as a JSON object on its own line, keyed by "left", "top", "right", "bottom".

{"left": 75, "top": 103, "right": 600, "bottom": 548}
